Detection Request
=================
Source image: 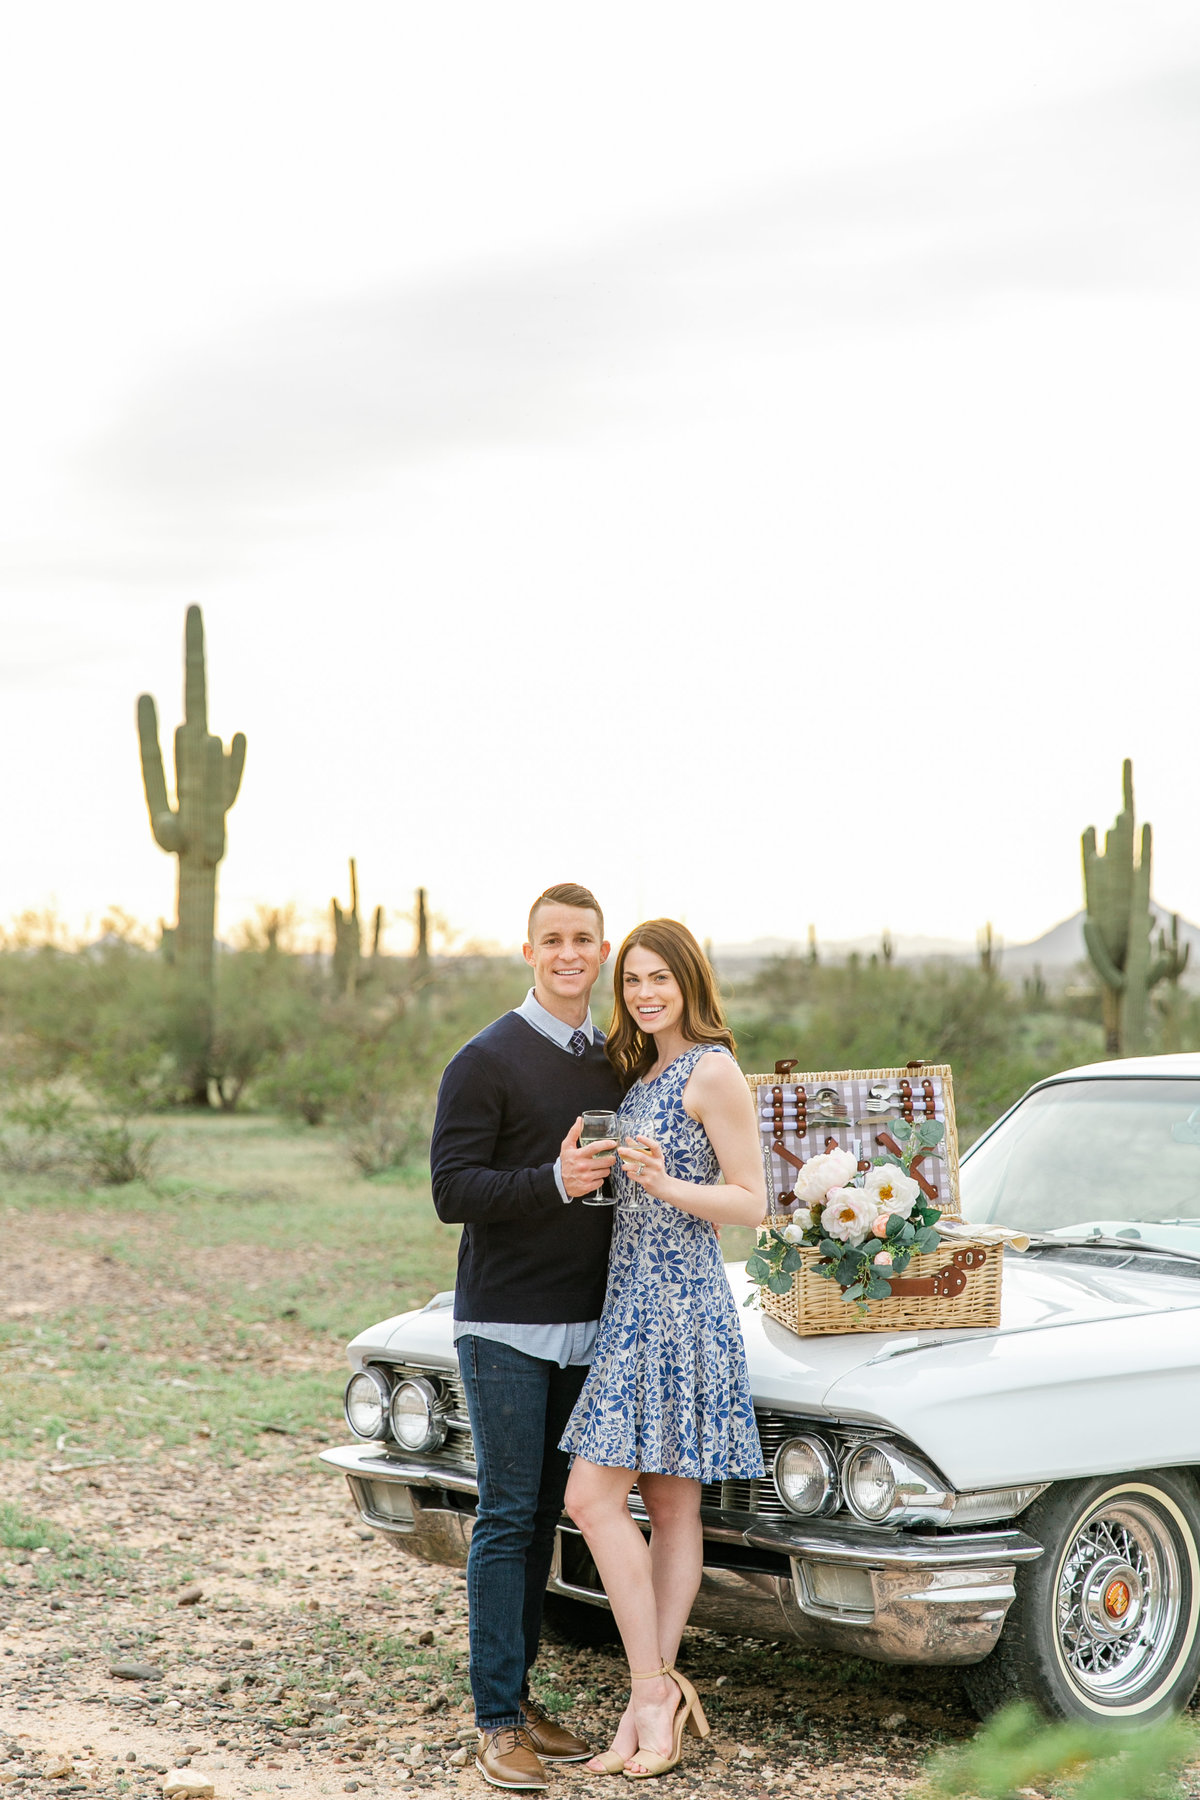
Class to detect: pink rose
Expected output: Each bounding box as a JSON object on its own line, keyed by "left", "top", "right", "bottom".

{"left": 873, "top": 1250, "right": 893, "bottom": 1268}
{"left": 870, "top": 1216, "right": 889, "bottom": 1238}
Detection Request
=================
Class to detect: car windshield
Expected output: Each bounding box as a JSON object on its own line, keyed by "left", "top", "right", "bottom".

{"left": 959, "top": 1077, "right": 1200, "bottom": 1246}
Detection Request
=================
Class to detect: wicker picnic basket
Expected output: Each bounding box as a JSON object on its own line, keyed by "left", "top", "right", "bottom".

{"left": 746, "top": 1061, "right": 1003, "bottom": 1337}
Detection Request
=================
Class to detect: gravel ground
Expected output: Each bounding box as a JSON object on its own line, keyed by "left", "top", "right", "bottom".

{"left": 0, "top": 1442, "right": 972, "bottom": 1800}
{"left": 5, "top": 1202, "right": 1200, "bottom": 1800}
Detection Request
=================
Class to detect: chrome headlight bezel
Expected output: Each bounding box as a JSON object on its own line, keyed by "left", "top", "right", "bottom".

{"left": 773, "top": 1434, "right": 840, "bottom": 1517}
{"left": 344, "top": 1366, "right": 391, "bottom": 1440}
{"left": 388, "top": 1376, "right": 448, "bottom": 1454}
{"left": 842, "top": 1441, "right": 954, "bottom": 1526}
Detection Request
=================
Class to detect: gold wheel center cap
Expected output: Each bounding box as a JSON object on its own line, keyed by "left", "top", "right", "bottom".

{"left": 1104, "top": 1578, "right": 1131, "bottom": 1620}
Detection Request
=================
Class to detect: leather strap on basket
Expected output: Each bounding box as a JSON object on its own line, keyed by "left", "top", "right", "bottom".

{"left": 880, "top": 1247, "right": 987, "bottom": 1299}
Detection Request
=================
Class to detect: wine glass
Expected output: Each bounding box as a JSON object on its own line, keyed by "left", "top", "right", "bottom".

{"left": 619, "top": 1132, "right": 657, "bottom": 1207}
{"left": 579, "top": 1110, "right": 620, "bottom": 1207}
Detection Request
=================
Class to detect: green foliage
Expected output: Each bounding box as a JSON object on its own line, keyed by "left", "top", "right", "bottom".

{"left": 730, "top": 957, "right": 1104, "bottom": 1147}
{"left": 0, "top": 1084, "right": 158, "bottom": 1186}
{"left": 917, "top": 1702, "right": 1195, "bottom": 1800}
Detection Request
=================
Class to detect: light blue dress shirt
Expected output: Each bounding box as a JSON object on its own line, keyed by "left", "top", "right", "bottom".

{"left": 453, "top": 989, "right": 604, "bottom": 1369}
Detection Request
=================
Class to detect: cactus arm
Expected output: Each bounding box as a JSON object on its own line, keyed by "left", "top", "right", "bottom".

{"left": 137, "top": 694, "right": 182, "bottom": 852}
{"left": 184, "top": 604, "right": 208, "bottom": 729}
{"left": 224, "top": 733, "right": 246, "bottom": 807}
{"left": 1083, "top": 918, "right": 1125, "bottom": 991}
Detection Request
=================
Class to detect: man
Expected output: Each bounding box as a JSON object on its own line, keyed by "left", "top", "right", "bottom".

{"left": 431, "top": 883, "right": 624, "bottom": 1792}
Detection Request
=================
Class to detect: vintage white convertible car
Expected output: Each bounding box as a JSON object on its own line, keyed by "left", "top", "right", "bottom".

{"left": 320, "top": 1054, "right": 1200, "bottom": 1723}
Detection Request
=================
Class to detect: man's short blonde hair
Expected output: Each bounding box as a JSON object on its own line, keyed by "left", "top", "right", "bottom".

{"left": 527, "top": 884, "right": 604, "bottom": 944}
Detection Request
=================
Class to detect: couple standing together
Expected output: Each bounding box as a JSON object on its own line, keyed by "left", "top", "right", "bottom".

{"left": 430, "top": 885, "right": 767, "bottom": 1787}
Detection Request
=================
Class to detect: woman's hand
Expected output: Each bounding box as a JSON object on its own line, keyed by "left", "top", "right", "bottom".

{"left": 620, "top": 1135, "right": 668, "bottom": 1198}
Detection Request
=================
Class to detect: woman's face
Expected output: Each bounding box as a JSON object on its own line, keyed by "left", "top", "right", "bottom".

{"left": 621, "top": 943, "right": 685, "bottom": 1038}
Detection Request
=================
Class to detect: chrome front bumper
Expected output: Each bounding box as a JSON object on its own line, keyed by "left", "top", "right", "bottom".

{"left": 320, "top": 1442, "right": 1045, "bottom": 1666}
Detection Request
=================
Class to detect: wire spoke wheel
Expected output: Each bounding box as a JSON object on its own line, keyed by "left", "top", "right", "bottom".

{"left": 963, "top": 1473, "right": 1200, "bottom": 1724}
{"left": 1055, "top": 1499, "right": 1182, "bottom": 1703}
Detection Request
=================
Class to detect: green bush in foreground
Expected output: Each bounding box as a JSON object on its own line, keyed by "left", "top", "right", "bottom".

{"left": 917, "top": 1703, "right": 1195, "bottom": 1800}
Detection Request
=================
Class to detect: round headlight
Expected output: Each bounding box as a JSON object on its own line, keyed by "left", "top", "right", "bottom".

{"left": 344, "top": 1368, "right": 390, "bottom": 1440}
{"left": 844, "top": 1444, "right": 899, "bottom": 1523}
{"left": 773, "top": 1435, "right": 839, "bottom": 1517}
{"left": 389, "top": 1377, "right": 448, "bottom": 1454}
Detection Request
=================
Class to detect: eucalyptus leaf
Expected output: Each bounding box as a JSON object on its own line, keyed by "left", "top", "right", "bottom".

{"left": 781, "top": 1248, "right": 803, "bottom": 1273}
{"left": 915, "top": 1227, "right": 941, "bottom": 1254}
{"left": 891, "top": 1249, "right": 912, "bottom": 1273}
{"left": 866, "top": 1278, "right": 892, "bottom": 1299}
{"left": 885, "top": 1211, "right": 907, "bottom": 1241}
{"left": 819, "top": 1238, "right": 843, "bottom": 1261}
{"left": 842, "top": 1281, "right": 866, "bottom": 1303}
{"left": 890, "top": 1118, "right": 912, "bottom": 1140}
{"left": 916, "top": 1119, "right": 945, "bottom": 1148}
{"left": 746, "top": 1256, "right": 770, "bottom": 1282}
{"left": 767, "top": 1271, "right": 794, "bottom": 1295}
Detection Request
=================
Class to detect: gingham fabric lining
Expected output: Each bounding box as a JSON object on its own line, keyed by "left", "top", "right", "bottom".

{"left": 759, "top": 1075, "right": 953, "bottom": 1211}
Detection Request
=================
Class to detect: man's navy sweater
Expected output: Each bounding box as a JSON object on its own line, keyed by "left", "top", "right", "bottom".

{"left": 430, "top": 1012, "right": 625, "bottom": 1323}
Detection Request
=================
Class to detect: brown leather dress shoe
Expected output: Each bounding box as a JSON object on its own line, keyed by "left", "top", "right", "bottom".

{"left": 521, "top": 1697, "right": 592, "bottom": 1762}
{"left": 475, "top": 1726, "right": 549, "bottom": 1791}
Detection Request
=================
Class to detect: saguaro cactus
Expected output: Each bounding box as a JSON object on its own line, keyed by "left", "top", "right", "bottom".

{"left": 1081, "top": 760, "right": 1171, "bottom": 1055}
{"left": 415, "top": 887, "right": 430, "bottom": 976}
{"left": 138, "top": 605, "right": 245, "bottom": 1101}
{"left": 332, "top": 860, "right": 362, "bottom": 997}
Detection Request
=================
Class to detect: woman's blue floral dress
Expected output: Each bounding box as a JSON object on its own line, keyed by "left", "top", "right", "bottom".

{"left": 559, "top": 1045, "right": 765, "bottom": 1481}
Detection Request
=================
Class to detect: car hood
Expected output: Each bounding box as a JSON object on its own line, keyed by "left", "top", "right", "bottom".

{"left": 347, "top": 1255, "right": 1200, "bottom": 1492}
{"left": 739, "top": 1250, "right": 1200, "bottom": 1403}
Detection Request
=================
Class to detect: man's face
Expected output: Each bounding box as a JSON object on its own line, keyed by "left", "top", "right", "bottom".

{"left": 522, "top": 904, "right": 609, "bottom": 1010}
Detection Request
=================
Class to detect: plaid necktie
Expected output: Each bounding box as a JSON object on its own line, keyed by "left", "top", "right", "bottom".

{"left": 568, "top": 1029, "right": 588, "bottom": 1057}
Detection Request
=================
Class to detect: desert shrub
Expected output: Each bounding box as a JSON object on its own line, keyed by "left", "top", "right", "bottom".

{"left": 209, "top": 950, "right": 324, "bottom": 1111}
{"left": 729, "top": 957, "right": 1106, "bottom": 1146}
{"left": 342, "top": 1096, "right": 433, "bottom": 1176}
{"left": 77, "top": 1119, "right": 159, "bottom": 1185}
{"left": 0, "top": 1084, "right": 157, "bottom": 1186}
{"left": 918, "top": 1701, "right": 1194, "bottom": 1799}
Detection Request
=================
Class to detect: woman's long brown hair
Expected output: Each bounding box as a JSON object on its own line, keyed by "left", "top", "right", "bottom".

{"left": 606, "top": 919, "right": 736, "bottom": 1086}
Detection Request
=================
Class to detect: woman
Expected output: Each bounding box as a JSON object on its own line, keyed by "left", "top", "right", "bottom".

{"left": 560, "top": 919, "right": 766, "bottom": 1779}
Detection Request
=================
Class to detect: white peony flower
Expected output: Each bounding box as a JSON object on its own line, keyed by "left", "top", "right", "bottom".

{"left": 821, "top": 1186, "right": 881, "bottom": 1244}
{"left": 864, "top": 1164, "right": 922, "bottom": 1218}
{"left": 794, "top": 1147, "right": 859, "bottom": 1204}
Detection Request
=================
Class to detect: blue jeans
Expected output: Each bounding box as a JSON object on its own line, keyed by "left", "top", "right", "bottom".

{"left": 457, "top": 1335, "right": 589, "bottom": 1730}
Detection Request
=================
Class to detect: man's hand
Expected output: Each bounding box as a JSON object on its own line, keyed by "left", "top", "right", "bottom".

{"left": 560, "top": 1116, "right": 615, "bottom": 1199}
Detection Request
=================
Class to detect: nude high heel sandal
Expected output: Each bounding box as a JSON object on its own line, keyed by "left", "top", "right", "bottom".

{"left": 622, "top": 1665, "right": 708, "bottom": 1780}
{"left": 587, "top": 1675, "right": 660, "bottom": 1777}
{"left": 589, "top": 1752, "right": 632, "bottom": 1776}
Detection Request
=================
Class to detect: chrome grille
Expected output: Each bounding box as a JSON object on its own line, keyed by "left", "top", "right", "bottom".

{"left": 704, "top": 1413, "right": 812, "bottom": 1522}
{"left": 366, "top": 1366, "right": 818, "bottom": 1512}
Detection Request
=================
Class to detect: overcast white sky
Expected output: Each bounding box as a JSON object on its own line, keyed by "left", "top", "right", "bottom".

{"left": 3, "top": 2, "right": 1200, "bottom": 953}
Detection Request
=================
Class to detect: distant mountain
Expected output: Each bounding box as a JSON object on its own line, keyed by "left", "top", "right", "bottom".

{"left": 1001, "top": 905, "right": 1200, "bottom": 976}
{"left": 712, "top": 932, "right": 973, "bottom": 962}
{"left": 710, "top": 907, "right": 1200, "bottom": 983}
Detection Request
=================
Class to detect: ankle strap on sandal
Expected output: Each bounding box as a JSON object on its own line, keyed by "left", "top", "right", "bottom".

{"left": 629, "top": 1664, "right": 671, "bottom": 1680}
